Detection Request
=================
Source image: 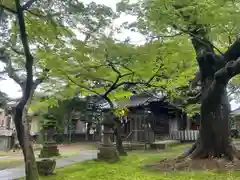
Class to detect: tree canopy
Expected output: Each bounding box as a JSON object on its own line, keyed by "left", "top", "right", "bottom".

{"left": 2, "top": 0, "right": 240, "bottom": 176}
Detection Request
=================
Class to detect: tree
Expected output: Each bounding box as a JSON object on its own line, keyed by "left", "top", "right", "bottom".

{"left": 42, "top": 30, "right": 197, "bottom": 155}
{"left": 0, "top": 0, "right": 73, "bottom": 179}
{"left": 33, "top": 96, "right": 87, "bottom": 143}
{"left": 19, "top": 0, "right": 197, "bottom": 158}
{"left": 0, "top": 1, "right": 41, "bottom": 179}
{"left": 118, "top": 0, "right": 240, "bottom": 162}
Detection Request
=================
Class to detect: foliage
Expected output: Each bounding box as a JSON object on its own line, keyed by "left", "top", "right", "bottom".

{"left": 30, "top": 96, "right": 87, "bottom": 133}
{"left": 113, "top": 107, "right": 129, "bottom": 118}
{"left": 116, "top": 0, "right": 240, "bottom": 112}
{"left": 117, "top": 0, "right": 240, "bottom": 46}
{"left": 1, "top": 0, "right": 201, "bottom": 118}
{"left": 185, "top": 103, "right": 201, "bottom": 117}
{"left": 5, "top": 0, "right": 238, "bottom": 122}
{"left": 0, "top": 1, "right": 72, "bottom": 88}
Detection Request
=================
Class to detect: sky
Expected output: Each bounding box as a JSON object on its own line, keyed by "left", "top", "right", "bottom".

{"left": 0, "top": 0, "right": 239, "bottom": 110}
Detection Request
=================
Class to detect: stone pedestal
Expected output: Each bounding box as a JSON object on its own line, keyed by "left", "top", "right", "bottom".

{"left": 39, "top": 142, "right": 60, "bottom": 158}
{"left": 36, "top": 159, "right": 56, "bottom": 176}
{"left": 97, "top": 126, "right": 119, "bottom": 163}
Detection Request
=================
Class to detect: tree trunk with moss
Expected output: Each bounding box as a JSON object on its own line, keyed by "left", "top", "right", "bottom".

{"left": 104, "top": 96, "right": 127, "bottom": 156}
{"left": 183, "top": 30, "right": 240, "bottom": 160}
{"left": 14, "top": 103, "right": 39, "bottom": 180}
{"left": 114, "top": 123, "right": 127, "bottom": 156}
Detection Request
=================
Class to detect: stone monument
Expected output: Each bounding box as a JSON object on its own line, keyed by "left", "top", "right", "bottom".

{"left": 37, "top": 116, "right": 58, "bottom": 176}
{"left": 97, "top": 112, "right": 119, "bottom": 163}
{"left": 39, "top": 118, "right": 60, "bottom": 158}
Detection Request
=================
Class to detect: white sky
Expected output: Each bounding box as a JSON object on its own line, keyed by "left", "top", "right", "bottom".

{"left": 0, "top": 0, "right": 239, "bottom": 110}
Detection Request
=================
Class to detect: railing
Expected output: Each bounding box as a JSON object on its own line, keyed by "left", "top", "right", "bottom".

{"left": 170, "top": 130, "right": 199, "bottom": 141}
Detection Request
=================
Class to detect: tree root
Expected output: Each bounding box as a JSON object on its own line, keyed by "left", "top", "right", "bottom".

{"left": 148, "top": 143, "right": 240, "bottom": 172}
{"left": 175, "top": 138, "right": 200, "bottom": 161}
{"left": 176, "top": 140, "right": 240, "bottom": 162}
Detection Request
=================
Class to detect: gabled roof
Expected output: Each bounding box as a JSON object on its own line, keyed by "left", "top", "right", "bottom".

{"left": 97, "top": 92, "right": 165, "bottom": 110}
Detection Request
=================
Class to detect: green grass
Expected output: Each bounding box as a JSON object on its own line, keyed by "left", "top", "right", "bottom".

{"left": 37, "top": 145, "right": 240, "bottom": 180}
{"left": 168, "top": 143, "right": 192, "bottom": 150}
{"left": 0, "top": 151, "right": 81, "bottom": 170}
{"left": 0, "top": 159, "right": 24, "bottom": 170}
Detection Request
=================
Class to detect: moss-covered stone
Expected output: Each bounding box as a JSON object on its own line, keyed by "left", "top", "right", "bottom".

{"left": 36, "top": 159, "right": 56, "bottom": 176}
{"left": 39, "top": 143, "right": 60, "bottom": 158}
{"left": 97, "top": 145, "right": 120, "bottom": 163}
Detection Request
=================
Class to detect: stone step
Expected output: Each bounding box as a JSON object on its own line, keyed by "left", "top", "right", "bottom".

{"left": 150, "top": 140, "right": 180, "bottom": 150}
{"left": 113, "top": 141, "right": 146, "bottom": 150}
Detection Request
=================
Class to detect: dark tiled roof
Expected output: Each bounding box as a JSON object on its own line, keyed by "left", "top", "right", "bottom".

{"left": 97, "top": 92, "right": 164, "bottom": 109}
{"left": 98, "top": 96, "right": 160, "bottom": 109}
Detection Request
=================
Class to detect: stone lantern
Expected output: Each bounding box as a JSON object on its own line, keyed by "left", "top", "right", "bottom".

{"left": 97, "top": 111, "right": 119, "bottom": 163}
{"left": 39, "top": 116, "right": 59, "bottom": 158}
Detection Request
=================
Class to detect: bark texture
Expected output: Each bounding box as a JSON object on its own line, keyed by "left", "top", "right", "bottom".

{"left": 104, "top": 96, "right": 127, "bottom": 156}
{"left": 183, "top": 28, "right": 240, "bottom": 160}
{"left": 114, "top": 123, "right": 127, "bottom": 156}
{"left": 14, "top": 104, "right": 39, "bottom": 180}
{"left": 11, "top": 1, "right": 44, "bottom": 179}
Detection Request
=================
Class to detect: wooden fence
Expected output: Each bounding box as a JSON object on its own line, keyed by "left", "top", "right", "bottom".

{"left": 170, "top": 130, "right": 199, "bottom": 141}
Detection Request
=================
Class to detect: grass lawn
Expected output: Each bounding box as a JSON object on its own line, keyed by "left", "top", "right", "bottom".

{"left": 0, "top": 151, "right": 81, "bottom": 170}
{"left": 38, "top": 145, "right": 240, "bottom": 180}
{"left": 0, "top": 159, "right": 24, "bottom": 170}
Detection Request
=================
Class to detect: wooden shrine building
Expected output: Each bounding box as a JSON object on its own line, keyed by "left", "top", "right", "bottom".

{"left": 98, "top": 92, "right": 188, "bottom": 143}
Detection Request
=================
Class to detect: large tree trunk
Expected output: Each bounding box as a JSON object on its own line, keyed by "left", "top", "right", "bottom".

{"left": 183, "top": 28, "right": 240, "bottom": 160}
{"left": 104, "top": 96, "right": 127, "bottom": 156}
{"left": 186, "top": 85, "right": 235, "bottom": 159}
{"left": 114, "top": 124, "right": 127, "bottom": 156}
{"left": 14, "top": 102, "right": 39, "bottom": 180}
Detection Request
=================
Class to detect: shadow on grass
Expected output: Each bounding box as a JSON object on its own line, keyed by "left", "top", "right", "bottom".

{"left": 35, "top": 144, "right": 240, "bottom": 180}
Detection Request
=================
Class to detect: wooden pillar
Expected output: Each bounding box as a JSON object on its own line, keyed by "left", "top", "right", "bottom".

{"left": 186, "top": 116, "right": 191, "bottom": 130}
{"left": 133, "top": 116, "right": 138, "bottom": 142}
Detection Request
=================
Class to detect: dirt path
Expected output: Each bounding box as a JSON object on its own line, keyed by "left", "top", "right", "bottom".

{"left": 0, "top": 142, "right": 98, "bottom": 161}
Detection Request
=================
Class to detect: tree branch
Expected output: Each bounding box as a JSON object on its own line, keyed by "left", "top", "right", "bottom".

{"left": 58, "top": 69, "right": 102, "bottom": 96}
{"left": 0, "top": 5, "right": 17, "bottom": 14}
{"left": 22, "top": 0, "right": 36, "bottom": 11}
{"left": 0, "top": 52, "right": 24, "bottom": 88}
{"left": 224, "top": 39, "right": 240, "bottom": 63}
{"left": 186, "top": 93, "right": 201, "bottom": 104}
{"left": 102, "top": 50, "right": 135, "bottom": 98}
{"left": 203, "top": 58, "right": 240, "bottom": 112}
{"left": 32, "top": 68, "right": 49, "bottom": 90}
{"left": 15, "top": 0, "right": 34, "bottom": 104}
{"left": 10, "top": 45, "right": 24, "bottom": 55}
{"left": 215, "top": 58, "right": 240, "bottom": 85}
{"left": 102, "top": 75, "right": 121, "bottom": 98}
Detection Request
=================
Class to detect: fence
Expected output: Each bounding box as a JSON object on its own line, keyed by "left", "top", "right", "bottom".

{"left": 170, "top": 130, "right": 199, "bottom": 142}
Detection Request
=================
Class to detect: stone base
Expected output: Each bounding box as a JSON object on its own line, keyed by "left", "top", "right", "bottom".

{"left": 150, "top": 140, "right": 180, "bottom": 150}
{"left": 97, "top": 145, "right": 120, "bottom": 163}
{"left": 36, "top": 159, "right": 56, "bottom": 176}
{"left": 39, "top": 143, "right": 60, "bottom": 158}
